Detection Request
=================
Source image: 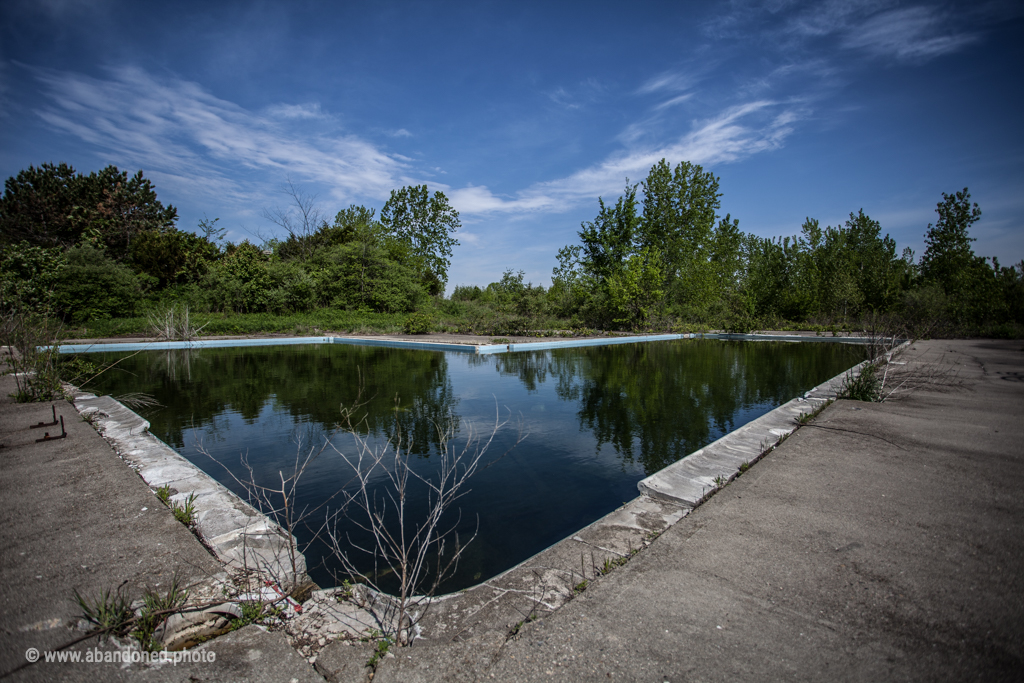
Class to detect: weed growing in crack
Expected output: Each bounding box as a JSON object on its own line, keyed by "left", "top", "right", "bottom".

{"left": 366, "top": 636, "right": 394, "bottom": 668}
{"left": 155, "top": 484, "right": 172, "bottom": 506}
{"left": 170, "top": 492, "right": 198, "bottom": 528}
{"left": 133, "top": 577, "right": 189, "bottom": 650}
{"left": 230, "top": 600, "right": 283, "bottom": 632}
{"left": 839, "top": 363, "right": 882, "bottom": 402}
{"left": 598, "top": 556, "right": 629, "bottom": 575}
{"left": 335, "top": 579, "right": 355, "bottom": 601}
{"left": 74, "top": 585, "right": 133, "bottom": 637}
{"left": 507, "top": 616, "right": 532, "bottom": 639}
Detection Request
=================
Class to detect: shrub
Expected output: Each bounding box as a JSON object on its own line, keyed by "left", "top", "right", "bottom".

{"left": 53, "top": 244, "right": 146, "bottom": 323}
{"left": 839, "top": 363, "right": 881, "bottom": 402}
{"left": 403, "top": 313, "right": 433, "bottom": 334}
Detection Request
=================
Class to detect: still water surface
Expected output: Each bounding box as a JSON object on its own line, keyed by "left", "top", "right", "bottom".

{"left": 87, "top": 339, "right": 864, "bottom": 591}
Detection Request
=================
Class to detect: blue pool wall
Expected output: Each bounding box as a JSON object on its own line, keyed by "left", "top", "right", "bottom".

{"left": 52, "top": 332, "right": 875, "bottom": 355}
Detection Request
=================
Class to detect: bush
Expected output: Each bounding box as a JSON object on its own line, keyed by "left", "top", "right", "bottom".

{"left": 0, "top": 242, "right": 67, "bottom": 315}
{"left": 489, "top": 314, "right": 533, "bottom": 337}
{"left": 839, "top": 363, "right": 881, "bottom": 402}
{"left": 403, "top": 313, "right": 433, "bottom": 334}
{"left": 53, "top": 244, "right": 146, "bottom": 323}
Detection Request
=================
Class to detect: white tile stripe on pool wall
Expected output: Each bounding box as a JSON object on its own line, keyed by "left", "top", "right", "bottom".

{"left": 52, "top": 332, "right": 874, "bottom": 355}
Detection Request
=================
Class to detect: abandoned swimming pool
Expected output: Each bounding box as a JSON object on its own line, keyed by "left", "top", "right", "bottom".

{"left": 82, "top": 338, "right": 867, "bottom": 592}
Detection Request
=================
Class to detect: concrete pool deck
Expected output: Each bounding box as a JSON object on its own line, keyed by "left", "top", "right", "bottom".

{"left": 0, "top": 369, "right": 322, "bottom": 682}
{"left": 318, "top": 338, "right": 1024, "bottom": 682}
{"left": 2, "top": 337, "right": 1021, "bottom": 681}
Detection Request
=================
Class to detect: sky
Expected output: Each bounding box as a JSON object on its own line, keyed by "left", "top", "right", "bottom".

{"left": 1, "top": 0, "right": 1022, "bottom": 290}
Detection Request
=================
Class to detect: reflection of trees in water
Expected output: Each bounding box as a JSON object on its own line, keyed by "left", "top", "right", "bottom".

{"left": 492, "top": 352, "right": 551, "bottom": 391}
{"left": 497, "top": 341, "right": 863, "bottom": 474}
{"left": 88, "top": 345, "right": 459, "bottom": 454}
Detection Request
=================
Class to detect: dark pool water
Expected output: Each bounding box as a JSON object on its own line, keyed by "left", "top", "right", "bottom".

{"left": 85, "top": 339, "right": 864, "bottom": 592}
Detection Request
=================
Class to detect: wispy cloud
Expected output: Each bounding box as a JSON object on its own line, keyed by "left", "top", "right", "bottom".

{"left": 636, "top": 71, "right": 694, "bottom": 95}
{"left": 388, "top": 128, "right": 413, "bottom": 138}
{"left": 546, "top": 78, "right": 607, "bottom": 110}
{"left": 448, "top": 100, "right": 800, "bottom": 216}
{"left": 842, "top": 6, "right": 978, "bottom": 61}
{"left": 705, "top": 1, "right": 980, "bottom": 64}
{"left": 264, "top": 102, "right": 326, "bottom": 120}
{"left": 25, "top": 64, "right": 801, "bottom": 223}
{"left": 653, "top": 93, "right": 694, "bottom": 111}
{"left": 28, "top": 65, "right": 408, "bottom": 208}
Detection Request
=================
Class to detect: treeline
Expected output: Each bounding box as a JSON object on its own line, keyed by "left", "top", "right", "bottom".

{"left": 0, "top": 163, "right": 459, "bottom": 324}
{"left": 2, "top": 160, "right": 1022, "bottom": 338}
{"left": 547, "top": 160, "right": 1023, "bottom": 336}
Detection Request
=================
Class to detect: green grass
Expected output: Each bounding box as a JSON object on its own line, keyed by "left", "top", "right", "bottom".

{"left": 61, "top": 305, "right": 884, "bottom": 341}
{"left": 170, "top": 492, "right": 198, "bottom": 528}
{"left": 229, "top": 600, "right": 283, "bottom": 631}
{"left": 74, "top": 586, "right": 133, "bottom": 635}
{"left": 66, "top": 309, "right": 411, "bottom": 339}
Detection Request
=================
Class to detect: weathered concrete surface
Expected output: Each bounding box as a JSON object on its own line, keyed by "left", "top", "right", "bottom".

{"left": 1, "top": 626, "right": 323, "bottom": 682}
{"left": 73, "top": 392, "right": 305, "bottom": 587}
{"left": 361, "top": 339, "right": 1024, "bottom": 681}
{"left": 0, "top": 371, "right": 323, "bottom": 682}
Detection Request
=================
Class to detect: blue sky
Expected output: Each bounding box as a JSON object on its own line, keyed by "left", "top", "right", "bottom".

{"left": 2, "top": 0, "right": 1022, "bottom": 289}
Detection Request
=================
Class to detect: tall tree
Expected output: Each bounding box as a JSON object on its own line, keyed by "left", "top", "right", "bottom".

{"left": 578, "top": 183, "right": 641, "bottom": 284}
{"left": 0, "top": 163, "right": 177, "bottom": 260}
{"left": 638, "top": 159, "right": 722, "bottom": 317}
{"left": 380, "top": 185, "right": 460, "bottom": 294}
{"left": 920, "top": 188, "right": 981, "bottom": 298}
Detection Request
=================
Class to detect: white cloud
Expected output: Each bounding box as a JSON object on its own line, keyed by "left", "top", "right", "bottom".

{"left": 388, "top": 128, "right": 413, "bottom": 138}
{"left": 706, "top": 1, "right": 979, "bottom": 64}
{"left": 28, "top": 65, "right": 408, "bottom": 208}
{"left": 546, "top": 78, "right": 607, "bottom": 110}
{"left": 447, "top": 100, "right": 800, "bottom": 217}
{"left": 548, "top": 87, "right": 579, "bottom": 109}
{"left": 654, "top": 93, "right": 694, "bottom": 111}
{"left": 842, "top": 6, "right": 978, "bottom": 61}
{"left": 264, "top": 102, "right": 325, "bottom": 120}
{"left": 26, "top": 66, "right": 803, "bottom": 225}
{"left": 636, "top": 71, "right": 694, "bottom": 95}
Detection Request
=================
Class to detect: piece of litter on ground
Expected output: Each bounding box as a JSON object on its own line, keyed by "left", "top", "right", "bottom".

{"left": 716, "top": 625, "right": 722, "bottom": 629}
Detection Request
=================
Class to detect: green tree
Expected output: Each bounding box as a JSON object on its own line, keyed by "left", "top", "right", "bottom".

{"left": 380, "top": 186, "right": 460, "bottom": 294}
{"left": 130, "top": 230, "right": 220, "bottom": 287}
{"left": 204, "top": 241, "right": 271, "bottom": 313}
{"left": 607, "top": 247, "right": 665, "bottom": 331}
{"left": 578, "top": 184, "right": 641, "bottom": 284}
{"left": 920, "top": 188, "right": 981, "bottom": 299}
{"left": 0, "top": 163, "right": 178, "bottom": 260}
{"left": 53, "top": 244, "right": 146, "bottom": 323}
{"left": 638, "top": 160, "right": 721, "bottom": 318}
{"left": 0, "top": 242, "right": 67, "bottom": 314}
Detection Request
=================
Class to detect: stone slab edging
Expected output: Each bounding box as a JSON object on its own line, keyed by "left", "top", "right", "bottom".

{"left": 70, "top": 390, "right": 306, "bottom": 586}
{"left": 637, "top": 340, "right": 909, "bottom": 507}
